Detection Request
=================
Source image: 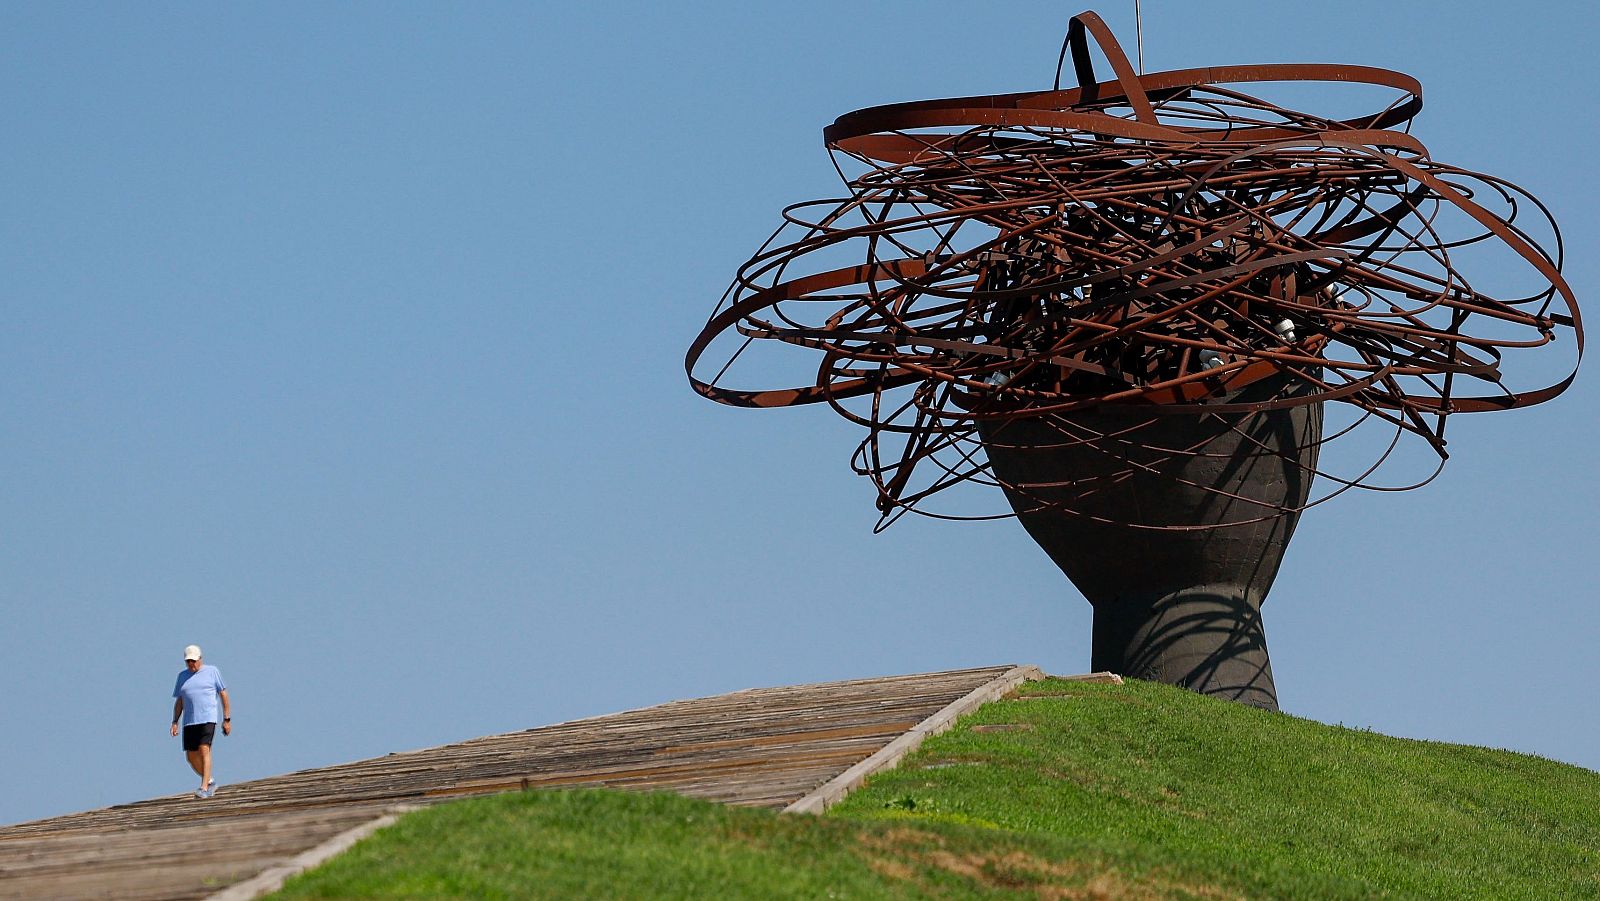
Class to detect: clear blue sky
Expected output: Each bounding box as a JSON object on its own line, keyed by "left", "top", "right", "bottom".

{"left": 3, "top": 2, "right": 1595, "bottom": 825}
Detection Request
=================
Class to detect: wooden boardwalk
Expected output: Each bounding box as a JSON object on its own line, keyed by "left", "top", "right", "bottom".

{"left": 0, "top": 665, "right": 1040, "bottom": 900}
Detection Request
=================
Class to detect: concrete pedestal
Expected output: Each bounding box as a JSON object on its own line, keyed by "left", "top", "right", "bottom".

{"left": 979, "top": 376, "right": 1322, "bottom": 711}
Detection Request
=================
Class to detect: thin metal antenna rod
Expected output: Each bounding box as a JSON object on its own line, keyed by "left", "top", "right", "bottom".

{"left": 1135, "top": 0, "right": 1145, "bottom": 74}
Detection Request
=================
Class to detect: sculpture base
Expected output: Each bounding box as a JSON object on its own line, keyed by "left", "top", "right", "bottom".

{"left": 1091, "top": 587, "right": 1278, "bottom": 711}
{"left": 978, "top": 374, "right": 1321, "bottom": 713}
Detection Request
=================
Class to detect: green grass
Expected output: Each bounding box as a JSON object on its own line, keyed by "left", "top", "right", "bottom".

{"left": 273, "top": 679, "right": 1600, "bottom": 899}
{"left": 269, "top": 788, "right": 1146, "bottom": 900}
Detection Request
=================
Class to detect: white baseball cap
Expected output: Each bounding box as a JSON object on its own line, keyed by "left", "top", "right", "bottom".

{"left": 183, "top": 644, "right": 203, "bottom": 660}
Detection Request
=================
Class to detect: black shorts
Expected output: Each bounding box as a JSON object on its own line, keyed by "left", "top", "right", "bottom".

{"left": 182, "top": 723, "right": 216, "bottom": 751}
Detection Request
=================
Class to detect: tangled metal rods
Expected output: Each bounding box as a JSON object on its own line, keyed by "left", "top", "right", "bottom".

{"left": 686, "top": 12, "right": 1582, "bottom": 530}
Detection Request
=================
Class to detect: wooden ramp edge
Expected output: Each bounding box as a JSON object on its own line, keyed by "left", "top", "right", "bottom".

{"left": 783, "top": 667, "right": 1121, "bottom": 815}
{"left": 206, "top": 806, "right": 418, "bottom": 901}
{"left": 783, "top": 664, "right": 1042, "bottom": 814}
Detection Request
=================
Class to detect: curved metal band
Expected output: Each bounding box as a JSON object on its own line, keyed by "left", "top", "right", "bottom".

{"left": 826, "top": 64, "right": 1423, "bottom": 158}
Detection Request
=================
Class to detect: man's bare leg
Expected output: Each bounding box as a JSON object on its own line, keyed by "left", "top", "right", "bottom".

{"left": 185, "top": 749, "right": 204, "bottom": 781}
{"left": 199, "top": 744, "right": 213, "bottom": 792}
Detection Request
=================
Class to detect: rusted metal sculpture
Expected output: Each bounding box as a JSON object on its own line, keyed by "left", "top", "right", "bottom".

{"left": 686, "top": 12, "right": 1582, "bottom": 709}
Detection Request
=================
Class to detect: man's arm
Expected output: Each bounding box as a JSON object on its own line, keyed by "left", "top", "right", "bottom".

{"left": 171, "top": 699, "right": 183, "bottom": 737}
{"left": 219, "top": 689, "right": 231, "bottom": 736}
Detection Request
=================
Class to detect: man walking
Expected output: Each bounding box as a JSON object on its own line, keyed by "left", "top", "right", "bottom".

{"left": 170, "top": 644, "right": 230, "bottom": 799}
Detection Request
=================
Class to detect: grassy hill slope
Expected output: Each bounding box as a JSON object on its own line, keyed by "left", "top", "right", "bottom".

{"left": 273, "top": 678, "right": 1600, "bottom": 899}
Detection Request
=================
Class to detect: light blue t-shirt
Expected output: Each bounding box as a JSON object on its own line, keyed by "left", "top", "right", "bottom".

{"left": 172, "top": 665, "right": 227, "bottom": 726}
